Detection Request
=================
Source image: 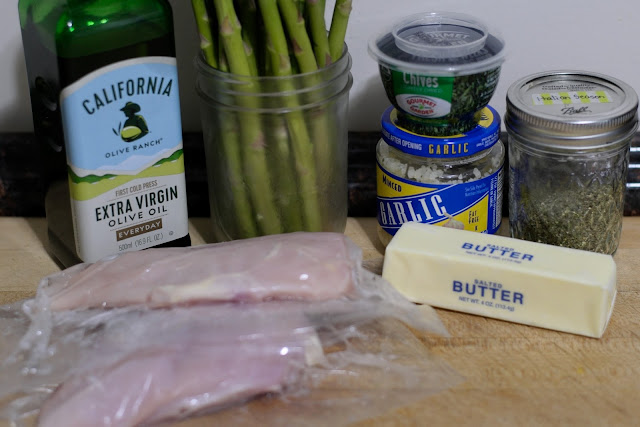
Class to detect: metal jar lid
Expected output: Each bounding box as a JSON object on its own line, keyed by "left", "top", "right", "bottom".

{"left": 505, "top": 71, "right": 639, "bottom": 151}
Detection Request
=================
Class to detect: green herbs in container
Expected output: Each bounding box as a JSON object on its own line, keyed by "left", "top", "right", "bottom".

{"left": 368, "top": 12, "right": 505, "bottom": 135}
{"left": 191, "top": 0, "right": 353, "bottom": 240}
{"left": 506, "top": 70, "right": 638, "bottom": 255}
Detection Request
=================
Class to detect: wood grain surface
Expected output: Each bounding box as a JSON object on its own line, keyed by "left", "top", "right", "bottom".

{"left": 1, "top": 217, "right": 639, "bottom": 426}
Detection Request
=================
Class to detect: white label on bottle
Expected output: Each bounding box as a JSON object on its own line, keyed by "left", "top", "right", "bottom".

{"left": 60, "top": 57, "right": 189, "bottom": 263}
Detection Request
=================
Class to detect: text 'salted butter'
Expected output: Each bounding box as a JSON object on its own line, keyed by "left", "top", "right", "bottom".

{"left": 382, "top": 222, "right": 617, "bottom": 338}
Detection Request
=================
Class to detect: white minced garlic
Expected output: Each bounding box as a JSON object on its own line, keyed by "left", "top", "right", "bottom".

{"left": 377, "top": 139, "right": 503, "bottom": 185}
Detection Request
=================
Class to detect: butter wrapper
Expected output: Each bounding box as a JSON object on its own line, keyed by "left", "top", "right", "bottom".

{"left": 382, "top": 222, "right": 617, "bottom": 338}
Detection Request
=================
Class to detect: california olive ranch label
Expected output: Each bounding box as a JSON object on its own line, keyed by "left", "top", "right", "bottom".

{"left": 60, "top": 57, "right": 188, "bottom": 262}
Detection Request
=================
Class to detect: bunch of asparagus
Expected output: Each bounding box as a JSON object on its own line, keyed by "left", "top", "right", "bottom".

{"left": 192, "top": 0, "right": 353, "bottom": 239}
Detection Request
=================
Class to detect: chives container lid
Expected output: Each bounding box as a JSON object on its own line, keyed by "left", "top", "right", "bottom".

{"left": 505, "top": 70, "right": 639, "bottom": 150}
{"left": 381, "top": 105, "right": 501, "bottom": 158}
{"left": 369, "top": 12, "right": 506, "bottom": 75}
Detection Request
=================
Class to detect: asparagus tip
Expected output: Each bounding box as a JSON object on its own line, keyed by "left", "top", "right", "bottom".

{"left": 279, "top": 54, "right": 292, "bottom": 72}
{"left": 251, "top": 133, "right": 267, "bottom": 150}
{"left": 338, "top": 0, "right": 353, "bottom": 14}
{"left": 220, "top": 16, "right": 234, "bottom": 35}
{"left": 291, "top": 39, "right": 303, "bottom": 55}
{"left": 243, "top": 40, "right": 254, "bottom": 57}
{"left": 200, "top": 35, "right": 212, "bottom": 50}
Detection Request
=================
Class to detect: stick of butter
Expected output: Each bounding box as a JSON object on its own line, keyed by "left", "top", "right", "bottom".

{"left": 382, "top": 222, "right": 617, "bottom": 338}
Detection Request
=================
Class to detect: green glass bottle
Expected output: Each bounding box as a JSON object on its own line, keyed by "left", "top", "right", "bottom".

{"left": 19, "top": 0, "right": 191, "bottom": 267}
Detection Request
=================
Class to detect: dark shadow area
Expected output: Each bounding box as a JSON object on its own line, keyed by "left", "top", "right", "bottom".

{"left": 189, "top": 217, "right": 215, "bottom": 244}
{"left": 348, "top": 74, "right": 389, "bottom": 133}
{"left": 23, "top": 217, "right": 65, "bottom": 271}
{"left": 169, "top": 0, "right": 202, "bottom": 133}
{"left": 0, "top": 38, "right": 32, "bottom": 132}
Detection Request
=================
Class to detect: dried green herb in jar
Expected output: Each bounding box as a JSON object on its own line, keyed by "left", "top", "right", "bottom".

{"left": 512, "top": 183, "right": 625, "bottom": 254}
{"left": 506, "top": 70, "right": 637, "bottom": 255}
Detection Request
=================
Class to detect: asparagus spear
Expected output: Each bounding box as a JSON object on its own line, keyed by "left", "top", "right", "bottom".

{"left": 259, "top": 0, "right": 291, "bottom": 76}
{"left": 212, "top": 1, "right": 250, "bottom": 74}
{"left": 328, "top": 0, "right": 352, "bottom": 61}
{"left": 191, "top": 0, "right": 258, "bottom": 237}
{"left": 305, "top": 0, "right": 331, "bottom": 67}
{"left": 282, "top": 0, "right": 353, "bottom": 231}
{"left": 213, "top": 0, "right": 283, "bottom": 235}
{"left": 277, "top": 0, "right": 318, "bottom": 73}
{"left": 256, "top": 0, "right": 305, "bottom": 231}
{"left": 242, "top": 34, "right": 259, "bottom": 76}
{"left": 261, "top": 0, "right": 323, "bottom": 230}
{"left": 236, "top": 1, "right": 292, "bottom": 224}
{"left": 190, "top": 0, "right": 218, "bottom": 67}
{"left": 218, "top": 33, "right": 229, "bottom": 72}
{"left": 236, "top": 0, "right": 260, "bottom": 75}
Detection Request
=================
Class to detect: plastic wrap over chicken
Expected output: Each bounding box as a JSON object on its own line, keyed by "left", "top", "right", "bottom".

{"left": 39, "top": 232, "right": 362, "bottom": 310}
{"left": 0, "top": 232, "right": 457, "bottom": 427}
{"left": 35, "top": 307, "right": 323, "bottom": 427}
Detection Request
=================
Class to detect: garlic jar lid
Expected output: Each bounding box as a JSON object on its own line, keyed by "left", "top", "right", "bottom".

{"left": 369, "top": 12, "right": 506, "bottom": 75}
{"left": 381, "top": 105, "right": 500, "bottom": 158}
{"left": 505, "top": 70, "right": 639, "bottom": 150}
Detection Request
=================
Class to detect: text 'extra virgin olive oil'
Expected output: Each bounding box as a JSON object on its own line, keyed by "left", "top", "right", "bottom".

{"left": 18, "top": 0, "right": 191, "bottom": 266}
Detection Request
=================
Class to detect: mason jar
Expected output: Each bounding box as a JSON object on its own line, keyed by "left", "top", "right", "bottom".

{"left": 505, "top": 71, "right": 638, "bottom": 254}
{"left": 376, "top": 106, "right": 504, "bottom": 246}
{"left": 195, "top": 49, "right": 353, "bottom": 241}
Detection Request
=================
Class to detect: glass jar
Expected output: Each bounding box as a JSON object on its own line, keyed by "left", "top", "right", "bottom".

{"left": 505, "top": 71, "right": 639, "bottom": 254}
{"left": 195, "top": 48, "right": 353, "bottom": 241}
{"left": 376, "top": 106, "right": 504, "bottom": 246}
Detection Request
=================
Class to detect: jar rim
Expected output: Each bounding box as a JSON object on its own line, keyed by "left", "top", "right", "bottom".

{"left": 195, "top": 73, "right": 353, "bottom": 114}
{"left": 194, "top": 44, "right": 351, "bottom": 86}
{"left": 194, "top": 45, "right": 353, "bottom": 113}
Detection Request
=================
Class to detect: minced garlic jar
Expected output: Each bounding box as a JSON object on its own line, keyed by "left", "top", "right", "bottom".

{"left": 376, "top": 106, "right": 504, "bottom": 246}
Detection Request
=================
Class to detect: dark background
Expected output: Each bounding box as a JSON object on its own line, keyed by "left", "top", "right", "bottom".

{"left": 1, "top": 132, "right": 639, "bottom": 218}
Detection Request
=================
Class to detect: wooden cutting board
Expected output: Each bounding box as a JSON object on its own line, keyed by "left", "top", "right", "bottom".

{"left": 1, "top": 217, "right": 640, "bottom": 425}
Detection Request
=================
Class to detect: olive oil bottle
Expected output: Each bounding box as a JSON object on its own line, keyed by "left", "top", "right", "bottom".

{"left": 19, "top": 0, "right": 191, "bottom": 266}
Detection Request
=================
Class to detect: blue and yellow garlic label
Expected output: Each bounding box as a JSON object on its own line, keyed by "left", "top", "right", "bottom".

{"left": 377, "top": 161, "right": 503, "bottom": 236}
{"left": 382, "top": 107, "right": 500, "bottom": 158}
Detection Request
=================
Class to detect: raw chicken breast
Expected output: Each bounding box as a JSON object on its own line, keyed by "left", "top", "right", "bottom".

{"left": 37, "top": 307, "right": 322, "bottom": 427}
{"left": 40, "top": 232, "right": 360, "bottom": 311}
